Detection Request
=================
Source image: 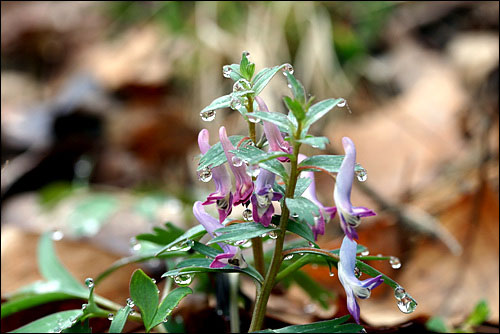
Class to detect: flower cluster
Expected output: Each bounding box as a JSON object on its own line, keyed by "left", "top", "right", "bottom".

{"left": 334, "top": 136, "right": 383, "bottom": 324}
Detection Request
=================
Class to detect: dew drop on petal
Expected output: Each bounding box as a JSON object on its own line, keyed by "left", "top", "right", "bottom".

{"left": 85, "top": 278, "right": 94, "bottom": 289}
{"left": 329, "top": 271, "right": 335, "bottom": 277}
{"left": 198, "top": 167, "right": 212, "bottom": 182}
{"left": 174, "top": 274, "right": 193, "bottom": 286}
{"left": 230, "top": 96, "right": 243, "bottom": 110}
{"left": 394, "top": 286, "right": 406, "bottom": 301}
{"left": 242, "top": 208, "right": 252, "bottom": 221}
{"left": 397, "top": 294, "right": 418, "bottom": 314}
{"left": 234, "top": 239, "right": 248, "bottom": 246}
{"left": 338, "top": 98, "right": 346, "bottom": 107}
{"left": 248, "top": 114, "right": 260, "bottom": 123}
{"left": 269, "top": 231, "right": 278, "bottom": 239}
{"left": 356, "top": 168, "right": 368, "bottom": 182}
{"left": 232, "top": 156, "right": 243, "bottom": 167}
{"left": 390, "top": 256, "right": 402, "bottom": 269}
{"left": 108, "top": 313, "right": 114, "bottom": 321}
{"left": 242, "top": 240, "right": 253, "bottom": 248}
{"left": 354, "top": 267, "right": 362, "bottom": 278}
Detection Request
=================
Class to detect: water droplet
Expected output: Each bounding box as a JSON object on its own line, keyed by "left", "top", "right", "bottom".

{"left": 242, "top": 240, "right": 253, "bottom": 248}
{"left": 360, "top": 329, "right": 368, "bottom": 333}
{"left": 261, "top": 233, "right": 267, "bottom": 238}
{"left": 269, "top": 231, "right": 278, "bottom": 239}
{"left": 354, "top": 267, "right": 362, "bottom": 278}
{"left": 198, "top": 167, "right": 212, "bottom": 182}
{"left": 242, "top": 208, "right": 252, "bottom": 221}
{"left": 85, "top": 278, "right": 94, "bottom": 289}
{"left": 234, "top": 239, "right": 248, "bottom": 246}
{"left": 163, "top": 316, "right": 169, "bottom": 322}
{"left": 81, "top": 303, "right": 88, "bottom": 310}
{"left": 390, "top": 256, "right": 402, "bottom": 269}
{"left": 132, "top": 242, "right": 142, "bottom": 252}
{"left": 284, "top": 254, "right": 294, "bottom": 260}
{"left": 248, "top": 114, "right": 260, "bottom": 123}
{"left": 394, "top": 286, "right": 406, "bottom": 300}
{"left": 329, "top": 271, "right": 335, "bottom": 277}
{"left": 168, "top": 240, "right": 192, "bottom": 252}
{"left": 282, "top": 63, "right": 294, "bottom": 75}
{"left": 51, "top": 230, "right": 64, "bottom": 241}
{"left": 200, "top": 109, "right": 216, "bottom": 122}
{"left": 397, "top": 294, "right": 418, "bottom": 314}
{"left": 246, "top": 164, "right": 261, "bottom": 178}
{"left": 287, "top": 84, "right": 292, "bottom": 89}
{"left": 356, "top": 168, "right": 368, "bottom": 182}
{"left": 299, "top": 252, "right": 304, "bottom": 256}
{"left": 223, "top": 65, "right": 232, "bottom": 78}
{"left": 291, "top": 213, "right": 299, "bottom": 218}
{"left": 108, "top": 313, "right": 114, "bottom": 321}
{"left": 174, "top": 274, "right": 193, "bottom": 286}
{"left": 338, "top": 98, "right": 346, "bottom": 107}
{"left": 243, "top": 51, "right": 250, "bottom": 57}
{"left": 303, "top": 303, "right": 316, "bottom": 314}
{"left": 127, "top": 298, "right": 135, "bottom": 308}
{"left": 230, "top": 96, "right": 243, "bottom": 110}
{"left": 233, "top": 79, "right": 251, "bottom": 92}
{"left": 232, "top": 156, "right": 243, "bottom": 167}
{"left": 151, "top": 278, "right": 157, "bottom": 284}
{"left": 377, "top": 254, "right": 383, "bottom": 257}
{"left": 361, "top": 250, "right": 370, "bottom": 256}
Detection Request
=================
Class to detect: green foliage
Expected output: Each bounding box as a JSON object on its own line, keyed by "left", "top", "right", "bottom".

{"left": 108, "top": 305, "right": 132, "bottom": 333}
{"left": 209, "top": 222, "right": 280, "bottom": 245}
{"left": 254, "top": 315, "right": 363, "bottom": 333}
{"left": 9, "top": 310, "right": 84, "bottom": 333}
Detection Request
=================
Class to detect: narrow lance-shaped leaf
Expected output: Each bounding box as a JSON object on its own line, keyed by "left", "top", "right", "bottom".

{"left": 298, "top": 155, "right": 365, "bottom": 173}
{"left": 200, "top": 94, "right": 232, "bottom": 114}
{"left": 208, "top": 223, "right": 279, "bottom": 245}
{"left": 150, "top": 287, "right": 193, "bottom": 329}
{"left": 254, "top": 315, "right": 363, "bottom": 333}
{"left": 303, "top": 98, "right": 344, "bottom": 131}
{"left": 10, "top": 310, "right": 83, "bottom": 333}
{"left": 108, "top": 305, "right": 132, "bottom": 333}
{"left": 252, "top": 64, "right": 289, "bottom": 95}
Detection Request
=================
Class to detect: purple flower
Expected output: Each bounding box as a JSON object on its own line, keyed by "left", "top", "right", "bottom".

{"left": 198, "top": 129, "right": 233, "bottom": 222}
{"left": 219, "top": 126, "right": 254, "bottom": 206}
{"left": 193, "top": 201, "right": 247, "bottom": 268}
{"left": 255, "top": 96, "right": 292, "bottom": 162}
{"left": 333, "top": 137, "right": 375, "bottom": 241}
{"left": 338, "top": 235, "right": 383, "bottom": 324}
{"left": 298, "top": 154, "right": 337, "bottom": 240}
{"left": 250, "top": 169, "right": 283, "bottom": 227}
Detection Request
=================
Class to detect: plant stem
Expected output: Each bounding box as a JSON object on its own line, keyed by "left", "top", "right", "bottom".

{"left": 248, "top": 141, "right": 301, "bottom": 332}
{"left": 229, "top": 273, "right": 240, "bottom": 333}
{"left": 275, "top": 254, "right": 313, "bottom": 283}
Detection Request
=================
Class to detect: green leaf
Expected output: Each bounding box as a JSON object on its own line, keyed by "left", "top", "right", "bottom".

{"left": 136, "top": 222, "right": 185, "bottom": 245}
{"left": 286, "top": 217, "right": 316, "bottom": 245}
{"left": 62, "top": 318, "right": 91, "bottom": 333}
{"left": 465, "top": 299, "right": 490, "bottom": 327}
{"left": 254, "top": 315, "right": 362, "bottom": 333}
{"left": 355, "top": 261, "right": 399, "bottom": 289}
{"left": 283, "top": 96, "right": 305, "bottom": 121}
{"left": 252, "top": 64, "right": 289, "bottom": 95}
{"left": 38, "top": 232, "right": 87, "bottom": 295}
{"left": 296, "top": 136, "right": 330, "bottom": 150}
{"left": 209, "top": 223, "right": 279, "bottom": 245}
{"left": 1, "top": 292, "right": 78, "bottom": 319}
{"left": 259, "top": 158, "right": 289, "bottom": 182}
{"left": 298, "top": 155, "right": 365, "bottom": 173}
{"left": 426, "top": 316, "right": 449, "bottom": 333}
{"left": 285, "top": 72, "right": 306, "bottom": 104}
{"left": 162, "top": 258, "right": 263, "bottom": 284}
{"left": 150, "top": 287, "right": 192, "bottom": 330}
{"left": 108, "top": 305, "right": 131, "bottom": 333}
{"left": 251, "top": 111, "right": 293, "bottom": 131}
{"left": 231, "top": 146, "right": 291, "bottom": 166}
{"left": 294, "top": 177, "right": 312, "bottom": 197}
{"left": 239, "top": 52, "right": 255, "bottom": 80}
{"left": 129, "top": 269, "right": 159, "bottom": 332}
{"left": 10, "top": 310, "right": 83, "bottom": 333}
{"left": 225, "top": 64, "right": 244, "bottom": 81}
{"left": 197, "top": 135, "right": 245, "bottom": 171}
{"left": 286, "top": 197, "right": 320, "bottom": 227}
{"left": 68, "top": 194, "right": 118, "bottom": 238}
{"left": 304, "top": 98, "right": 343, "bottom": 131}
{"left": 290, "top": 270, "right": 334, "bottom": 309}
{"left": 156, "top": 224, "right": 206, "bottom": 256}
{"left": 191, "top": 240, "right": 222, "bottom": 258}
{"left": 200, "top": 94, "right": 232, "bottom": 114}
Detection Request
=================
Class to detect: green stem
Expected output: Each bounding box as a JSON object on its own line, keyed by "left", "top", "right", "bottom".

{"left": 275, "top": 254, "right": 313, "bottom": 283}
{"left": 229, "top": 273, "right": 240, "bottom": 333}
{"left": 248, "top": 141, "right": 301, "bottom": 332}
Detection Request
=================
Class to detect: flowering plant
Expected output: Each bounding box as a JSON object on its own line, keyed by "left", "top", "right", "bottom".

{"left": 3, "top": 53, "right": 416, "bottom": 333}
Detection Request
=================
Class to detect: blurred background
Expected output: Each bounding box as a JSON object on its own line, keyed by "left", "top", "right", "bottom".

{"left": 1, "top": 1, "right": 498, "bottom": 332}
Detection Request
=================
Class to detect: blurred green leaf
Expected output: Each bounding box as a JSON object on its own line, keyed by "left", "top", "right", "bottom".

{"left": 68, "top": 195, "right": 118, "bottom": 238}
{"left": 135, "top": 222, "right": 185, "bottom": 245}
{"left": 296, "top": 136, "right": 330, "bottom": 150}
{"left": 465, "top": 299, "right": 490, "bottom": 327}
{"left": 38, "top": 182, "right": 77, "bottom": 209}
{"left": 254, "top": 315, "right": 362, "bottom": 333}
{"left": 290, "top": 270, "right": 334, "bottom": 309}
{"left": 10, "top": 310, "right": 83, "bottom": 333}
{"left": 426, "top": 316, "right": 449, "bottom": 333}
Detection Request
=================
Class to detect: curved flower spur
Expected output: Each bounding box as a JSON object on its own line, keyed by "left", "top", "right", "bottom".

{"left": 250, "top": 168, "right": 283, "bottom": 227}
{"left": 198, "top": 129, "right": 234, "bottom": 222}
{"left": 193, "top": 201, "right": 247, "bottom": 269}
{"left": 333, "top": 137, "right": 376, "bottom": 241}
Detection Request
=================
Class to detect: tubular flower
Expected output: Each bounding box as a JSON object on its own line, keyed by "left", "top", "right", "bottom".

{"left": 298, "top": 154, "right": 337, "bottom": 240}
{"left": 333, "top": 137, "right": 375, "bottom": 241}
{"left": 250, "top": 168, "right": 283, "bottom": 227}
{"left": 193, "top": 201, "right": 246, "bottom": 268}
{"left": 198, "top": 129, "right": 233, "bottom": 222}
{"left": 255, "top": 96, "right": 292, "bottom": 162}
{"left": 338, "top": 235, "right": 383, "bottom": 324}
{"left": 219, "top": 126, "right": 254, "bottom": 206}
